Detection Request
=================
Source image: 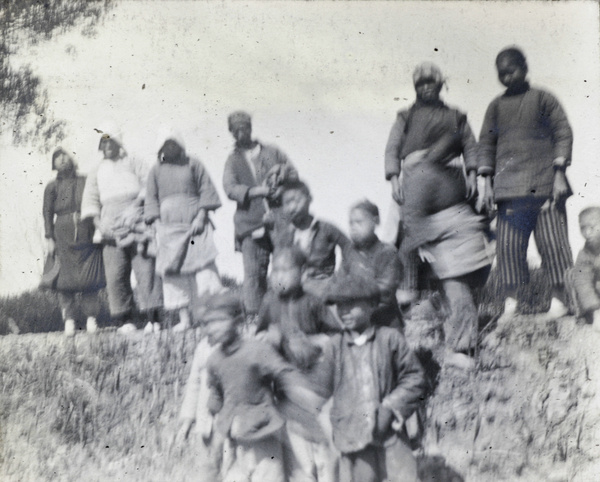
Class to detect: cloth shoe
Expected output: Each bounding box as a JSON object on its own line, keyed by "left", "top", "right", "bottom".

{"left": 541, "top": 297, "right": 569, "bottom": 321}
{"left": 496, "top": 297, "right": 518, "bottom": 327}
{"left": 117, "top": 322, "right": 137, "bottom": 335}
{"left": 64, "top": 319, "right": 76, "bottom": 337}
{"left": 172, "top": 320, "right": 190, "bottom": 333}
{"left": 86, "top": 317, "right": 98, "bottom": 334}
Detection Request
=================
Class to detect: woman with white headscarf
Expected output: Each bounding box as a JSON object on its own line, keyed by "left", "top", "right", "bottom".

{"left": 145, "top": 133, "right": 223, "bottom": 331}
{"left": 81, "top": 125, "right": 163, "bottom": 334}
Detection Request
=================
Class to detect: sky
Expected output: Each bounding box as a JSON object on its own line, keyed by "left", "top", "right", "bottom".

{"left": 1, "top": 0, "right": 599, "bottom": 295}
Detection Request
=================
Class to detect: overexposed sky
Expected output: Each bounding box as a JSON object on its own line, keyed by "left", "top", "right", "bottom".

{"left": 1, "top": 0, "right": 599, "bottom": 295}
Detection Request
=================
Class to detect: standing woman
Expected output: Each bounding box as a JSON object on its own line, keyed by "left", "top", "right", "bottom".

{"left": 43, "top": 147, "right": 105, "bottom": 336}
{"left": 145, "top": 134, "right": 223, "bottom": 331}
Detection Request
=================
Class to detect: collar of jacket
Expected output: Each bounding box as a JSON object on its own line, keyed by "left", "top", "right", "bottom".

{"left": 56, "top": 167, "right": 76, "bottom": 180}
{"left": 504, "top": 81, "right": 530, "bottom": 97}
{"left": 346, "top": 325, "right": 376, "bottom": 345}
{"left": 353, "top": 233, "right": 379, "bottom": 251}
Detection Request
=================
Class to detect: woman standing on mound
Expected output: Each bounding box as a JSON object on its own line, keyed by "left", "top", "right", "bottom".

{"left": 42, "top": 147, "right": 105, "bottom": 336}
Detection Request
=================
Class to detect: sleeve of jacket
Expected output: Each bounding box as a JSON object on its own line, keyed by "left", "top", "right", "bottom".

{"left": 542, "top": 91, "right": 573, "bottom": 165}
{"left": 43, "top": 181, "right": 56, "bottom": 239}
{"left": 460, "top": 114, "right": 479, "bottom": 173}
{"left": 192, "top": 159, "right": 222, "bottom": 211}
{"left": 80, "top": 163, "right": 102, "bottom": 219}
{"left": 131, "top": 156, "right": 150, "bottom": 200}
{"left": 206, "top": 361, "right": 225, "bottom": 416}
{"left": 477, "top": 98, "right": 500, "bottom": 176}
{"left": 376, "top": 245, "right": 401, "bottom": 307}
{"left": 223, "top": 154, "right": 251, "bottom": 207}
{"left": 330, "top": 223, "right": 352, "bottom": 254}
{"left": 572, "top": 249, "right": 600, "bottom": 314}
{"left": 384, "top": 114, "right": 407, "bottom": 180}
{"left": 255, "top": 293, "right": 274, "bottom": 333}
{"left": 382, "top": 330, "right": 426, "bottom": 420}
{"left": 144, "top": 165, "right": 160, "bottom": 221}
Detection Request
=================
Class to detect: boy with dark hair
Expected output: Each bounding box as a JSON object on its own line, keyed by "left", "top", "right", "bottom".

{"left": 564, "top": 207, "right": 600, "bottom": 330}
{"left": 323, "top": 273, "right": 426, "bottom": 482}
{"left": 256, "top": 246, "right": 340, "bottom": 482}
{"left": 222, "top": 111, "right": 297, "bottom": 322}
{"left": 478, "top": 47, "right": 574, "bottom": 323}
{"left": 343, "top": 199, "right": 403, "bottom": 330}
{"left": 279, "top": 179, "right": 351, "bottom": 297}
{"left": 200, "top": 291, "right": 324, "bottom": 482}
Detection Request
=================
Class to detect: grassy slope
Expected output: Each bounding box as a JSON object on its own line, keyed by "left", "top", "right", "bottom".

{"left": 0, "top": 271, "right": 598, "bottom": 481}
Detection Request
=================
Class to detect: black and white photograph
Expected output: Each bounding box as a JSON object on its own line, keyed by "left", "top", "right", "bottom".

{"left": 0, "top": 1, "right": 599, "bottom": 480}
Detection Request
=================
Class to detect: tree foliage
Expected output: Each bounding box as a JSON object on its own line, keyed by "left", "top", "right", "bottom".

{"left": 0, "top": 0, "right": 114, "bottom": 152}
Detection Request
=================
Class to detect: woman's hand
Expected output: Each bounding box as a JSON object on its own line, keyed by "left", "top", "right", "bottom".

{"left": 46, "top": 238, "right": 56, "bottom": 256}
{"left": 552, "top": 170, "right": 570, "bottom": 204}
{"left": 191, "top": 210, "right": 207, "bottom": 235}
{"left": 391, "top": 175, "right": 404, "bottom": 205}
{"left": 466, "top": 171, "right": 477, "bottom": 201}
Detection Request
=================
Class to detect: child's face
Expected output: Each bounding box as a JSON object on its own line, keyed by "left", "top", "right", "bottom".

{"left": 100, "top": 138, "right": 120, "bottom": 160}
{"left": 336, "top": 300, "right": 375, "bottom": 332}
{"left": 161, "top": 140, "right": 183, "bottom": 161}
{"left": 415, "top": 79, "right": 442, "bottom": 103}
{"left": 270, "top": 255, "right": 302, "bottom": 295}
{"left": 205, "top": 317, "right": 238, "bottom": 346}
{"left": 349, "top": 208, "right": 377, "bottom": 245}
{"left": 580, "top": 213, "right": 600, "bottom": 246}
{"left": 282, "top": 189, "right": 311, "bottom": 223}
{"left": 229, "top": 121, "right": 252, "bottom": 147}
{"left": 496, "top": 56, "right": 527, "bottom": 89}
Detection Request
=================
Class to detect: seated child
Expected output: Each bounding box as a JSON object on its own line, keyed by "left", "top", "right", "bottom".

{"left": 343, "top": 199, "right": 403, "bottom": 330}
{"left": 565, "top": 207, "right": 600, "bottom": 330}
{"left": 279, "top": 179, "right": 351, "bottom": 298}
{"left": 201, "top": 291, "right": 324, "bottom": 482}
{"left": 323, "top": 273, "right": 426, "bottom": 482}
{"left": 256, "top": 247, "right": 340, "bottom": 482}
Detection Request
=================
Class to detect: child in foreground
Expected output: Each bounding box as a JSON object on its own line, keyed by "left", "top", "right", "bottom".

{"left": 256, "top": 247, "right": 340, "bottom": 482}
{"left": 278, "top": 179, "right": 351, "bottom": 298}
{"left": 201, "top": 291, "right": 324, "bottom": 482}
{"left": 323, "top": 274, "right": 426, "bottom": 482}
{"left": 564, "top": 207, "right": 600, "bottom": 330}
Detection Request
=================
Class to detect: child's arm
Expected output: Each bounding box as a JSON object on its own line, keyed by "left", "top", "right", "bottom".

{"left": 192, "top": 159, "right": 222, "bottom": 212}
{"left": 381, "top": 332, "right": 427, "bottom": 425}
{"left": 572, "top": 250, "right": 600, "bottom": 315}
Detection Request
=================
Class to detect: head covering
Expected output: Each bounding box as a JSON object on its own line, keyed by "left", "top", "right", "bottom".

{"left": 323, "top": 273, "right": 380, "bottom": 305}
{"left": 156, "top": 126, "right": 186, "bottom": 154}
{"left": 202, "top": 291, "right": 244, "bottom": 324}
{"left": 280, "top": 179, "right": 312, "bottom": 198}
{"left": 412, "top": 62, "right": 444, "bottom": 86}
{"left": 227, "top": 110, "right": 252, "bottom": 130}
{"left": 96, "top": 121, "right": 125, "bottom": 152}
{"left": 51, "top": 146, "right": 77, "bottom": 171}
{"left": 351, "top": 199, "right": 379, "bottom": 219}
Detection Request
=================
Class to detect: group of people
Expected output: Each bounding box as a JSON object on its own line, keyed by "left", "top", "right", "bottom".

{"left": 40, "top": 45, "right": 600, "bottom": 481}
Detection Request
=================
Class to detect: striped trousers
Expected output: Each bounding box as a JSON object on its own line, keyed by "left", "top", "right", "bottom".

{"left": 496, "top": 198, "right": 573, "bottom": 292}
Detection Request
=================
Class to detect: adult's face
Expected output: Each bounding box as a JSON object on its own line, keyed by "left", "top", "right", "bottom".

{"left": 229, "top": 121, "right": 252, "bottom": 147}
{"left": 496, "top": 56, "right": 527, "bottom": 90}
{"left": 100, "top": 138, "right": 120, "bottom": 160}
{"left": 415, "top": 79, "right": 442, "bottom": 103}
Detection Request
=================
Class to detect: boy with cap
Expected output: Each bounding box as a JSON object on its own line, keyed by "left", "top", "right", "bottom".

{"left": 323, "top": 273, "right": 426, "bottom": 482}
{"left": 279, "top": 179, "right": 351, "bottom": 298}
{"left": 223, "top": 111, "right": 297, "bottom": 323}
{"left": 564, "top": 207, "right": 600, "bottom": 330}
{"left": 256, "top": 246, "right": 340, "bottom": 482}
{"left": 81, "top": 125, "right": 162, "bottom": 334}
{"left": 478, "top": 47, "right": 574, "bottom": 324}
{"left": 199, "top": 291, "right": 324, "bottom": 482}
{"left": 384, "top": 62, "right": 491, "bottom": 368}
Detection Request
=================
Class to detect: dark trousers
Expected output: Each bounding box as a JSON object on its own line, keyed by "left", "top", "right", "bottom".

{"left": 241, "top": 235, "right": 271, "bottom": 315}
{"left": 496, "top": 199, "right": 572, "bottom": 293}
{"left": 102, "top": 244, "right": 163, "bottom": 320}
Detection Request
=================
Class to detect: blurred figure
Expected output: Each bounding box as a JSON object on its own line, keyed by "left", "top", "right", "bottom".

{"left": 42, "top": 147, "right": 105, "bottom": 336}
{"left": 145, "top": 133, "right": 223, "bottom": 332}
{"left": 222, "top": 111, "right": 297, "bottom": 324}
{"left": 81, "top": 125, "right": 162, "bottom": 334}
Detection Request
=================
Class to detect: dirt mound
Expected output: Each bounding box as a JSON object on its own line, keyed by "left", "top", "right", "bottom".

{"left": 406, "top": 299, "right": 599, "bottom": 482}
